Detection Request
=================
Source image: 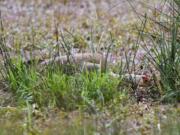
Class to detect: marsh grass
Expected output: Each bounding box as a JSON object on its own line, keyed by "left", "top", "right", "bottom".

{"left": 0, "top": 26, "right": 123, "bottom": 110}
{"left": 6, "top": 61, "right": 122, "bottom": 110}
{"left": 135, "top": 0, "right": 180, "bottom": 102}
{"left": 152, "top": 0, "right": 180, "bottom": 102}
{"left": 0, "top": 7, "right": 130, "bottom": 111}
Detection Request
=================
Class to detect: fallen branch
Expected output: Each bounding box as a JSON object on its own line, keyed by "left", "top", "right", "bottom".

{"left": 40, "top": 52, "right": 106, "bottom": 72}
